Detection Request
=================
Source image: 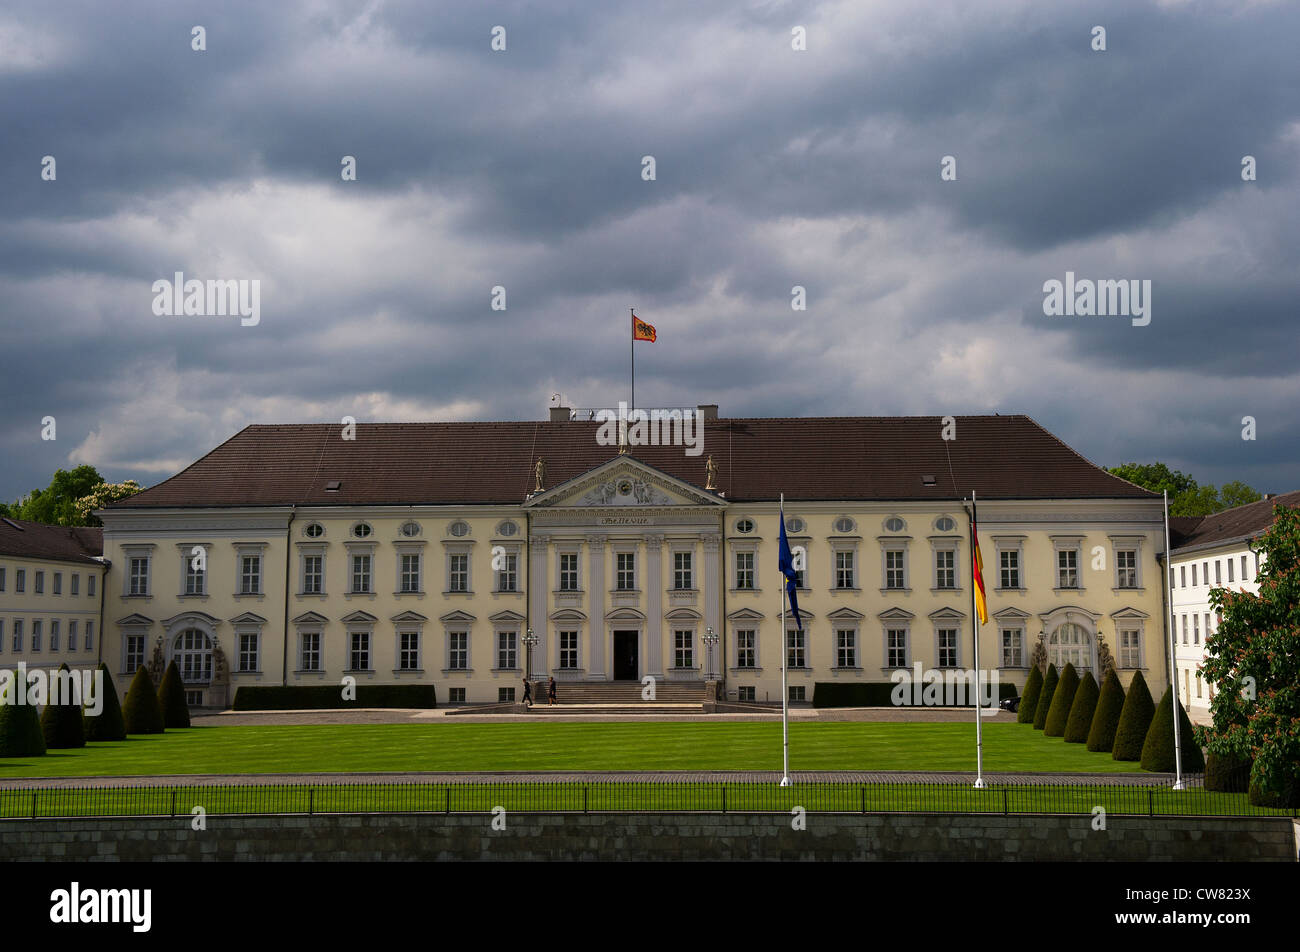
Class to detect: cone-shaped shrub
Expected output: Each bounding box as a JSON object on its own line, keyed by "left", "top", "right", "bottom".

{"left": 1111, "top": 670, "right": 1154, "bottom": 761}
{"left": 1140, "top": 687, "right": 1206, "bottom": 772}
{"left": 1086, "top": 669, "right": 1126, "bottom": 752}
{"left": 1044, "top": 663, "right": 1080, "bottom": 737}
{"left": 122, "top": 666, "right": 165, "bottom": 735}
{"left": 1248, "top": 774, "right": 1299, "bottom": 809}
{"left": 83, "top": 663, "right": 126, "bottom": 741}
{"left": 157, "top": 661, "right": 191, "bottom": 729}
{"left": 1064, "top": 671, "right": 1099, "bottom": 743}
{"left": 1032, "top": 664, "right": 1059, "bottom": 730}
{"left": 0, "top": 671, "right": 47, "bottom": 757}
{"left": 1204, "top": 750, "right": 1251, "bottom": 793}
{"left": 40, "top": 663, "right": 86, "bottom": 749}
{"left": 1017, "top": 666, "right": 1043, "bottom": 724}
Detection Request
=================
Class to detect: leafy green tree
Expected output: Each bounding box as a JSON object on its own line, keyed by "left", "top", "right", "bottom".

{"left": 1203, "top": 750, "right": 1250, "bottom": 793}
{"left": 1032, "top": 664, "right": 1059, "bottom": 730}
{"left": 1172, "top": 484, "right": 1222, "bottom": 517}
{"left": 1219, "top": 481, "right": 1263, "bottom": 510}
{"left": 1197, "top": 504, "right": 1300, "bottom": 806}
{"left": 0, "top": 673, "right": 47, "bottom": 757}
{"left": 11, "top": 465, "right": 105, "bottom": 526}
{"left": 1107, "top": 462, "right": 1197, "bottom": 499}
{"left": 1064, "top": 671, "right": 1099, "bottom": 743}
{"left": 1112, "top": 670, "right": 1155, "bottom": 761}
{"left": 1140, "top": 687, "right": 1206, "bottom": 772}
{"left": 1044, "top": 663, "right": 1079, "bottom": 736}
{"left": 122, "top": 667, "right": 165, "bottom": 735}
{"left": 1086, "top": 669, "right": 1126, "bottom": 752}
{"left": 157, "top": 661, "right": 191, "bottom": 729}
{"left": 74, "top": 480, "right": 144, "bottom": 527}
{"left": 83, "top": 663, "right": 126, "bottom": 741}
{"left": 1017, "top": 665, "right": 1043, "bottom": 724}
{"left": 40, "top": 664, "right": 87, "bottom": 749}
{"left": 1106, "top": 462, "right": 1261, "bottom": 516}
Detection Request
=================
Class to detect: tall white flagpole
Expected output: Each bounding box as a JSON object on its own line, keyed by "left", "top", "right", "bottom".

{"left": 779, "top": 493, "right": 791, "bottom": 787}
{"left": 1164, "top": 490, "right": 1185, "bottom": 789}
{"left": 970, "top": 491, "right": 985, "bottom": 789}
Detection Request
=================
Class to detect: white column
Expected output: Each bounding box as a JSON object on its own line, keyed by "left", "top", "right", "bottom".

{"left": 703, "top": 532, "right": 721, "bottom": 682}
{"left": 528, "top": 535, "right": 548, "bottom": 677}
{"left": 645, "top": 534, "right": 665, "bottom": 678}
{"left": 586, "top": 535, "right": 606, "bottom": 680}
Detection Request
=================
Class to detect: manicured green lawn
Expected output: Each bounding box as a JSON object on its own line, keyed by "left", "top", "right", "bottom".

{"left": 0, "top": 721, "right": 1152, "bottom": 779}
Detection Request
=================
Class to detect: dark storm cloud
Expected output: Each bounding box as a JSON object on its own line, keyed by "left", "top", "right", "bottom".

{"left": 1, "top": 0, "right": 1298, "bottom": 500}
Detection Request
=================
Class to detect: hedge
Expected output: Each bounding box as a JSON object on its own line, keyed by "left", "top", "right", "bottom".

{"left": 1043, "top": 663, "right": 1079, "bottom": 737}
{"left": 122, "top": 667, "right": 165, "bottom": 735}
{"left": 1140, "top": 687, "right": 1206, "bottom": 772}
{"left": 1203, "top": 750, "right": 1251, "bottom": 793}
{"left": 40, "top": 663, "right": 86, "bottom": 749}
{"left": 1016, "top": 666, "right": 1043, "bottom": 724}
{"left": 812, "top": 680, "right": 1016, "bottom": 709}
{"left": 1248, "top": 774, "right": 1299, "bottom": 809}
{"left": 83, "top": 663, "right": 126, "bottom": 742}
{"left": 232, "top": 685, "right": 439, "bottom": 711}
{"left": 1032, "top": 664, "right": 1059, "bottom": 730}
{"left": 0, "top": 671, "right": 46, "bottom": 757}
{"left": 157, "top": 661, "right": 191, "bottom": 729}
{"left": 1111, "top": 669, "right": 1154, "bottom": 761}
{"left": 1063, "top": 670, "right": 1099, "bottom": 744}
{"left": 1086, "top": 668, "right": 1126, "bottom": 752}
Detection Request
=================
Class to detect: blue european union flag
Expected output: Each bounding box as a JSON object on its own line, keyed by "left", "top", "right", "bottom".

{"left": 778, "top": 514, "right": 804, "bottom": 631}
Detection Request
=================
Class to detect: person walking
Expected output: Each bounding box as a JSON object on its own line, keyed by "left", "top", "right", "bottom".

{"left": 522, "top": 678, "right": 533, "bottom": 707}
{"left": 548, "top": 676, "right": 557, "bottom": 706}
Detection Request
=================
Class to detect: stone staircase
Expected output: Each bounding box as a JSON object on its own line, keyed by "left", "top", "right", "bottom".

{"left": 525, "top": 679, "right": 709, "bottom": 714}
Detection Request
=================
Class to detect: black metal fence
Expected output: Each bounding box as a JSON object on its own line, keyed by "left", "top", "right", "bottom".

{"left": 2, "top": 778, "right": 1294, "bottom": 820}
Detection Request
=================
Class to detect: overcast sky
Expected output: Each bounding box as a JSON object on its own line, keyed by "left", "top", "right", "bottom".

{"left": 2, "top": 0, "right": 1298, "bottom": 502}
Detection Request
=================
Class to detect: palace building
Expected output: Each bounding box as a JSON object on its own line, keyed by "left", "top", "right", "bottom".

{"left": 93, "top": 406, "right": 1172, "bottom": 708}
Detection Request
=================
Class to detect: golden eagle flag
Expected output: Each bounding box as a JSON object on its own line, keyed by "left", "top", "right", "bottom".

{"left": 972, "top": 517, "right": 988, "bottom": 625}
{"left": 632, "top": 312, "right": 656, "bottom": 342}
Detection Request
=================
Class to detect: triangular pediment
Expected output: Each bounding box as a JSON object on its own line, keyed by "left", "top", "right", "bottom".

{"left": 292, "top": 611, "right": 329, "bottom": 626}
{"left": 116, "top": 613, "right": 155, "bottom": 627}
{"left": 228, "top": 612, "right": 268, "bottom": 625}
{"left": 525, "top": 456, "right": 723, "bottom": 509}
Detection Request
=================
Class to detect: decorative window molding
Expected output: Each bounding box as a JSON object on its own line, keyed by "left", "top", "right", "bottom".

{"left": 1108, "top": 535, "right": 1144, "bottom": 591}
{"left": 992, "top": 536, "right": 1026, "bottom": 591}
{"left": 879, "top": 537, "right": 911, "bottom": 592}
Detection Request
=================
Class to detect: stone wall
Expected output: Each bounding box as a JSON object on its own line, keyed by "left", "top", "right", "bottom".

{"left": 1, "top": 813, "right": 1293, "bottom": 861}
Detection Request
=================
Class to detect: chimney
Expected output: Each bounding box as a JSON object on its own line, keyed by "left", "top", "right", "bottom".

{"left": 1264, "top": 493, "right": 1277, "bottom": 500}
{"left": 698, "top": 404, "right": 718, "bottom": 422}
{"left": 549, "top": 405, "right": 571, "bottom": 423}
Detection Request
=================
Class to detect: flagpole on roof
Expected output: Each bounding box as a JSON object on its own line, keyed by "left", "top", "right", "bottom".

{"left": 779, "top": 492, "right": 791, "bottom": 787}
{"left": 968, "top": 490, "right": 985, "bottom": 789}
{"left": 629, "top": 308, "right": 635, "bottom": 416}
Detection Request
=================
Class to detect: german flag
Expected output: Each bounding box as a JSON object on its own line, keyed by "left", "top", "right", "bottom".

{"left": 632, "top": 312, "right": 656, "bottom": 342}
{"left": 973, "top": 518, "right": 989, "bottom": 625}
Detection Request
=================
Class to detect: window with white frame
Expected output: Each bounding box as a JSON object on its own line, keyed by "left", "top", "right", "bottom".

{"left": 125, "top": 632, "right": 144, "bottom": 672}
{"left": 175, "top": 629, "right": 213, "bottom": 682}
{"left": 1227, "top": 558, "right": 1234, "bottom": 583}
{"left": 447, "top": 687, "right": 466, "bottom": 704}
{"left": 673, "top": 551, "right": 693, "bottom": 590}
{"left": 15, "top": 569, "right": 25, "bottom": 593}
{"left": 447, "top": 553, "right": 469, "bottom": 593}
{"left": 886, "top": 628, "right": 908, "bottom": 668}
{"left": 835, "top": 550, "right": 856, "bottom": 589}
{"left": 302, "top": 554, "right": 324, "bottom": 594}
{"left": 35, "top": 571, "right": 44, "bottom": 594}
{"left": 70, "top": 573, "right": 79, "bottom": 596}
{"left": 786, "top": 628, "right": 806, "bottom": 669}
{"left": 1056, "top": 549, "right": 1079, "bottom": 589}
{"left": 84, "top": 621, "right": 94, "bottom": 651}
{"left": 68, "top": 620, "right": 77, "bottom": 650}
{"left": 128, "top": 557, "right": 149, "bottom": 596}
{"left": 238, "top": 633, "right": 259, "bottom": 672}
{"left": 497, "top": 630, "right": 518, "bottom": 670}
{"left": 496, "top": 552, "right": 517, "bottom": 593}
{"left": 1000, "top": 628, "right": 1023, "bottom": 668}
{"left": 884, "top": 549, "right": 906, "bottom": 590}
{"left": 835, "top": 629, "right": 857, "bottom": 668}
{"left": 1193, "top": 614, "right": 1200, "bottom": 645}
{"left": 400, "top": 553, "right": 422, "bottom": 593}
{"left": 1181, "top": 614, "right": 1188, "bottom": 644}
{"left": 934, "top": 548, "right": 956, "bottom": 590}
{"left": 999, "top": 549, "right": 1020, "bottom": 589}
{"left": 32, "top": 620, "right": 42, "bottom": 651}
{"left": 239, "top": 555, "right": 262, "bottom": 595}
{"left": 558, "top": 552, "right": 579, "bottom": 591}
{"left": 615, "top": 552, "right": 636, "bottom": 591}
{"left": 351, "top": 553, "right": 373, "bottom": 594}
{"left": 735, "top": 629, "right": 756, "bottom": 668}
{"left": 447, "top": 631, "right": 468, "bottom": 670}
{"left": 1049, "top": 623, "right": 1091, "bottom": 672}
{"left": 1180, "top": 565, "right": 1187, "bottom": 587}
{"left": 87, "top": 574, "right": 95, "bottom": 597}
{"left": 184, "top": 549, "right": 206, "bottom": 595}
{"left": 1191, "top": 564, "right": 1197, "bottom": 586}
{"left": 0, "top": 567, "right": 5, "bottom": 591}
{"left": 299, "top": 631, "right": 321, "bottom": 671}
{"left": 559, "top": 630, "right": 579, "bottom": 669}
{"left": 1241, "top": 554, "right": 1248, "bottom": 580}
{"left": 937, "top": 627, "right": 958, "bottom": 667}
{"left": 53, "top": 572, "right": 62, "bottom": 595}
{"left": 1116, "top": 549, "right": 1138, "bottom": 588}
{"left": 12, "top": 619, "right": 24, "bottom": 651}
{"left": 348, "top": 630, "right": 372, "bottom": 671}
{"left": 735, "top": 551, "right": 755, "bottom": 590}
{"left": 50, "top": 619, "right": 60, "bottom": 651}
{"left": 399, "top": 631, "right": 421, "bottom": 671}
{"left": 674, "top": 630, "right": 694, "bottom": 669}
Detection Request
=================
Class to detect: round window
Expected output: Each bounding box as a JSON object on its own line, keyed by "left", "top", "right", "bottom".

{"left": 935, "top": 516, "right": 956, "bottom": 532}
{"left": 736, "top": 518, "right": 755, "bottom": 534}
{"left": 834, "top": 517, "right": 855, "bottom": 533}
{"left": 785, "top": 517, "right": 804, "bottom": 533}
{"left": 885, "top": 517, "right": 906, "bottom": 533}
{"left": 304, "top": 523, "right": 324, "bottom": 538}
{"left": 449, "top": 521, "right": 470, "bottom": 538}
{"left": 498, "top": 521, "right": 518, "bottom": 537}
{"left": 617, "top": 480, "right": 633, "bottom": 496}
{"left": 400, "top": 521, "right": 421, "bottom": 537}
{"left": 353, "top": 523, "right": 372, "bottom": 538}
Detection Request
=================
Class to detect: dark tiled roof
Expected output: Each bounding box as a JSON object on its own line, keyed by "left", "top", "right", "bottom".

{"left": 108, "top": 415, "right": 1157, "bottom": 509}
{"left": 0, "top": 518, "right": 103, "bottom": 563}
{"left": 1169, "top": 490, "right": 1300, "bottom": 553}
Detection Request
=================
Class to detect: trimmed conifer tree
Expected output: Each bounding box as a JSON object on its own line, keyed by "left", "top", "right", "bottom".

{"left": 83, "top": 662, "right": 127, "bottom": 742}
{"left": 1064, "top": 670, "right": 1099, "bottom": 744}
{"left": 1087, "top": 668, "right": 1126, "bottom": 752}
{"left": 122, "top": 666, "right": 165, "bottom": 735}
{"left": 1044, "top": 663, "right": 1079, "bottom": 736}
{"left": 40, "top": 663, "right": 86, "bottom": 749}
{"left": 157, "top": 661, "right": 191, "bottom": 729}
{"left": 1204, "top": 750, "right": 1250, "bottom": 793}
{"left": 1111, "top": 669, "right": 1154, "bottom": 761}
{"left": 1017, "top": 666, "right": 1043, "bottom": 724}
{"left": 1032, "top": 663, "right": 1059, "bottom": 730}
{"left": 1140, "top": 687, "right": 1206, "bottom": 772}
{"left": 0, "top": 670, "right": 47, "bottom": 757}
